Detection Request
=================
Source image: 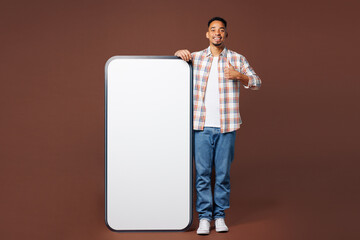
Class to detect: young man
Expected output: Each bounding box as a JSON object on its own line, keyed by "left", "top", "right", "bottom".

{"left": 175, "top": 17, "right": 261, "bottom": 235}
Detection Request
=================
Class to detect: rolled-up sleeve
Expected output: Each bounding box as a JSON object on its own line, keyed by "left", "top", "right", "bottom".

{"left": 241, "top": 56, "right": 261, "bottom": 90}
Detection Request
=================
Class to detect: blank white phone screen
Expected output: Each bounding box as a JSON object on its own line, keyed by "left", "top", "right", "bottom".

{"left": 105, "top": 57, "right": 192, "bottom": 231}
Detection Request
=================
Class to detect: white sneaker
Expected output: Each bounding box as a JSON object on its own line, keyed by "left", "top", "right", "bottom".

{"left": 197, "top": 219, "right": 210, "bottom": 235}
{"left": 215, "top": 218, "right": 229, "bottom": 232}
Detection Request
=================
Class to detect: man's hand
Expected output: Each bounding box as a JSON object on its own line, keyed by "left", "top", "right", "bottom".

{"left": 224, "top": 61, "right": 240, "bottom": 80}
{"left": 225, "top": 61, "right": 250, "bottom": 85}
{"left": 174, "top": 49, "right": 192, "bottom": 62}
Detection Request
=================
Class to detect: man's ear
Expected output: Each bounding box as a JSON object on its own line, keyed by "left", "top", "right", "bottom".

{"left": 206, "top": 31, "right": 209, "bottom": 39}
{"left": 225, "top": 32, "right": 229, "bottom": 38}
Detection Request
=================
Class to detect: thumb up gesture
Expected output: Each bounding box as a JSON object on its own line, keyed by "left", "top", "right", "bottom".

{"left": 224, "top": 60, "right": 239, "bottom": 80}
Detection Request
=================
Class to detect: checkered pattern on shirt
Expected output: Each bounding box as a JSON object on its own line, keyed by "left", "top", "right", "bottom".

{"left": 191, "top": 47, "right": 261, "bottom": 133}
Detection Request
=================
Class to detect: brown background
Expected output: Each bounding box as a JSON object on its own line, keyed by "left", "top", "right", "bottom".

{"left": 1, "top": 0, "right": 359, "bottom": 239}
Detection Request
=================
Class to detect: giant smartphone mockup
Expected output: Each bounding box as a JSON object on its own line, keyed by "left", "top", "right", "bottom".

{"left": 105, "top": 56, "right": 193, "bottom": 231}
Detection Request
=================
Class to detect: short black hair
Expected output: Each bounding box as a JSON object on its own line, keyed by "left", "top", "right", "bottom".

{"left": 208, "top": 17, "right": 227, "bottom": 29}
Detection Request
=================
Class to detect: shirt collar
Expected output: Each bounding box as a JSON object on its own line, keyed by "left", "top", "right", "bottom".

{"left": 205, "top": 46, "right": 228, "bottom": 58}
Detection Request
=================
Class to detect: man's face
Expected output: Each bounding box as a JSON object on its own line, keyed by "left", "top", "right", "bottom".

{"left": 206, "top": 20, "right": 227, "bottom": 47}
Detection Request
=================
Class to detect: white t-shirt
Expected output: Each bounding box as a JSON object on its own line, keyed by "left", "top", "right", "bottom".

{"left": 204, "top": 57, "right": 220, "bottom": 127}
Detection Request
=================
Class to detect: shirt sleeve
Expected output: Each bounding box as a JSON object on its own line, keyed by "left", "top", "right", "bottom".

{"left": 191, "top": 52, "right": 195, "bottom": 61}
{"left": 241, "top": 56, "right": 261, "bottom": 90}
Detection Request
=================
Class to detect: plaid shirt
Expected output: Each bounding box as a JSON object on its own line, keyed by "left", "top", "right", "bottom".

{"left": 191, "top": 46, "right": 261, "bottom": 133}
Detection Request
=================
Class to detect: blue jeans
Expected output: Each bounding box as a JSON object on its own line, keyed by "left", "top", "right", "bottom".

{"left": 194, "top": 127, "right": 237, "bottom": 220}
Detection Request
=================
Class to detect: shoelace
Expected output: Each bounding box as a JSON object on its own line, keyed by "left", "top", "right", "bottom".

{"left": 216, "top": 219, "right": 225, "bottom": 226}
{"left": 200, "top": 220, "right": 210, "bottom": 227}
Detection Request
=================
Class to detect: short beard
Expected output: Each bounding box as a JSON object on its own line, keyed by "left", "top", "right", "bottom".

{"left": 212, "top": 42, "right": 222, "bottom": 46}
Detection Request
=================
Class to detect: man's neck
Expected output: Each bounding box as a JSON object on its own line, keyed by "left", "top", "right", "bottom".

{"left": 210, "top": 44, "right": 225, "bottom": 57}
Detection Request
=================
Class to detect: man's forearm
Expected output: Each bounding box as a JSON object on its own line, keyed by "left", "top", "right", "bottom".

{"left": 236, "top": 72, "right": 249, "bottom": 86}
